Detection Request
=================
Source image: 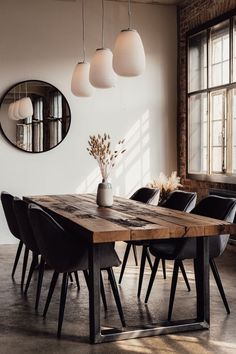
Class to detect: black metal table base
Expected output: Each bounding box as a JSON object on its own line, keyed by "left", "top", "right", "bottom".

{"left": 89, "top": 237, "right": 210, "bottom": 344}
{"left": 97, "top": 320, "right": 209, "bottom": 343}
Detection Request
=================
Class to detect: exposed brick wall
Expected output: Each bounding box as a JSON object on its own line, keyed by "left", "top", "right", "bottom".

{"left": 177, "top": 0, "right": 236, "bottom": 200}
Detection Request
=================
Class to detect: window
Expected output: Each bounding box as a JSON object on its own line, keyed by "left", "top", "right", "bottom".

{"left": 187, "top": 14, "right": 236, "bottom": 181}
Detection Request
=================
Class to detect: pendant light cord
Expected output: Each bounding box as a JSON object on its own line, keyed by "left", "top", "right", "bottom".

{"left": 128, "top": 0, "right": 131, "bottom": 29}
{"left": 82, "top": 0, "right": 86, "bottom": 62}
{"left": 102, "top": 0, "right": 105, "bottom": 48}
{"left": 25, "top": 82, "right": 28, "bottom": 98}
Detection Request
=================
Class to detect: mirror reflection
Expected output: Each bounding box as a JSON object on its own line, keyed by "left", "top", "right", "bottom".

{"left": 0, "top": 80, "right": 71, "bottom": 153}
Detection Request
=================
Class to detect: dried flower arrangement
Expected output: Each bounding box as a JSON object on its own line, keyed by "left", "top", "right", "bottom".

{"left": 87, "top": 133, "right": 126, "bottom": 182}
{"left": 147, "top": 171, "right": 182, "bottom": 203}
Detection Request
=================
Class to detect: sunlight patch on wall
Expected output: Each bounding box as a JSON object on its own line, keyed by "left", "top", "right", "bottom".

{"left": 76, "top": 110, "right": 151, "bottom": 197}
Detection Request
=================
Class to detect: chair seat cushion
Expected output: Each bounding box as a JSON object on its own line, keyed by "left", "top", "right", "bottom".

{"left": 150, "top": 238, "right": 198, "bottom": 260}
{"left": 149, "top": 234, "right": 229, "bottom": 260}
{"left": 149, "top": 239, "right": 183, "bottom": 260}
{"left": 47, "top": 241, "right": 121, "bottom": 274}
{"left": 125, "top": 240, "right": 150, "bottom": 246}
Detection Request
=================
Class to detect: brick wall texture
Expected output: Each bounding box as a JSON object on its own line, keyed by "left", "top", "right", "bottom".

{"left": 178, "top": 0, "right": 236, "bottom": 199}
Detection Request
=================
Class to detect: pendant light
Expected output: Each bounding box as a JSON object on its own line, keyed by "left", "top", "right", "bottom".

{"left": 19, "top": 82, "right": 33, "bottom": 118}
{"left": 113, "top": 0, "right": 146, "bottom": 77}
{"left": 13, "top": 100, "right": 22, "bottom": 120}
{"left": 89, "top": 0, "right": 116, "bottom": 89}
{"left": 8, "top": 102, "right": 16, "bottom": 120}
{"left": 13, "top": 85, "right": 24, "bottom": 120}
{"left": 71, "top": 0, "right": 94, "bottom": 97}
{"left": 8, "top": 88, "right": 17, "bottom": 120}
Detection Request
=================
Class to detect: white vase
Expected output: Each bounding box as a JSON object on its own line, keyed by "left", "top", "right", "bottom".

{"left": 96, "top": 179, "right": 113, "bottom": 207}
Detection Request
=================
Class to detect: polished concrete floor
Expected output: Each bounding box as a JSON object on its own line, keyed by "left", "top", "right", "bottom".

{"left": 0, "top": 243, "right": 236, "bottom": 354}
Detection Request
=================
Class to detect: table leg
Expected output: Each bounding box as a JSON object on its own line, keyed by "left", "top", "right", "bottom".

{"left": 195, "top": 236, "right": 210, "bottom": 325}
{"left": 88, "top": 238, "right": 210, "bottom": 344}
{"left": 89, "top": 244, "right": 102, "bottom": 344}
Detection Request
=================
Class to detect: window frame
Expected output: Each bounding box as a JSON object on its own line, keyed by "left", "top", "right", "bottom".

{"left": 186, "top": 8, "right": 236, "bottom": 184}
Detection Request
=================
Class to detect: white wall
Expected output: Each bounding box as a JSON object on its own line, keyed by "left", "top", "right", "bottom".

{"left": 0, "top": 0, "right": 177, "bottom": 244}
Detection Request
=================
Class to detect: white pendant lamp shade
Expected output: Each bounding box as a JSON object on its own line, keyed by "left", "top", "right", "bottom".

{"left": 71, "top": 62, "right": 94, "bottom": 97}
{"left": 19, "top": 97, "right": 33, "bottom": 118}
{"left": 8, "top": 102, "right": 17, "bottom": 120}
{"left": 13, "top": 100, "right": 23, "bottom": 120}
{"left": 89, "top": 48, "right": 116, "bottom": 88}
{"left": 113, "top": 29, "right": 146, "bottom": 77}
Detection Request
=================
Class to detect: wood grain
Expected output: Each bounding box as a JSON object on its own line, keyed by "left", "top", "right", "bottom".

{"left": 24, "top": 194, "right": 236, "bottom": 244}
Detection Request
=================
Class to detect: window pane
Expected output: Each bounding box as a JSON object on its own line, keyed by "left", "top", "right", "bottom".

{"left": 188, "top": 31, "right": 207, "bottom": 92}
{"left": 233, "top": 17, "right": 236, "bottom": 82}
{"left": 212, "top": 120, "right": 222, "bottom": 146}
{"left": 188, "top": 93, "right": 208, "bottom": 173}
{"left": 233, "top": 147, "right": 236, "bottom": 169}
{"left": 212, "top": 147, "right": 223, "bottom": 172}
{"left": 210, "top": 21, "right": 230, "bottom": 87}
{"left": 232, "top": 89, "right": 236, "bottom": 172}
{"left": 210, "top": 91, "right": 226, "bottom": 173}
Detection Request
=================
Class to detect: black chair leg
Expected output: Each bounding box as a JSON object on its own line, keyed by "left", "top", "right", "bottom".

{"left": 24, "top": 254, "right": 38, "bottom": 294}
{"left": 35, "top": 256, "right": 45, "bottom": 310}
{"left": 43, "top": 271, "right": 59, "bottom": 317}
{"left": 83, "top": 270, "right": 89, "bottom": 288}
{"left": 168, "top": 260, "right": 180, "bottom": 321}
{"left": 100, "top": 272, "right": 108, "bottom": 311}
{"left": 146, "top": 248, "right": 153, "bottom": 270}
{"left": 145, "top": 257, "right": 160, "bottom": 303}
{"left": 179, "top": 261, "right": 191, "bottom": 292}
{"left": 210, "top": 258, "right": 230, "bottom": 314}
{"left": 74, "top": 272, "right": 80, "bottom": 290}
{"left": 69, "top": 273, "right": 73, "bottom": 282}
{"left": 119, "top": 243, "right": 132, "bottom": 284}
{"left": 57, "top": 273, "right": 69, "bottom": 338}
{"left": 162, "top": 259, "right": 166, "bottom": 279}
{"left": 137, "top": 245, "right": 148, "bottom": 298}
{"left": 132, "top": 244, "right": 138, "bottom": 266}
{"left": 107, "top": 268, "right": 126, "bottom": 327}
{"left": 21, "top": 247, "right": 29, "bottom": 292}
{"left": 12, "top": 240, "right": 23, "bottom": 279}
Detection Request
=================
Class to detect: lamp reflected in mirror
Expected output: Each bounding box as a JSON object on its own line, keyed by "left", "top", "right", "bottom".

{"left": 0, "top": 80, "right": 71, "bottom": 153}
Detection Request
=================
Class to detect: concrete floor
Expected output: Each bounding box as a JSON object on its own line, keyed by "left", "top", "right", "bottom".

{"left": 0, "top": 243, "right": 236, "bottom": 354}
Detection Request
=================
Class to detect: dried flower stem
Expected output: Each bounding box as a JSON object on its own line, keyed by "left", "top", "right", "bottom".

{"left": 87, "top": 133, "right": 126, "bottom": 181}
{"left": 147, "top": 171, "right": 182, "bottom": 203}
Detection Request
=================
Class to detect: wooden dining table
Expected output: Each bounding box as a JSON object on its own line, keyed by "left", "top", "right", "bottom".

{"left": 24, "top": 193, "right": 236, "bottom": 344}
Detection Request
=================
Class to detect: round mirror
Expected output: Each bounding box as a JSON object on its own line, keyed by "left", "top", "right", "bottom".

{"left": 0, "top": 80, "right": 71, "bottom": 153}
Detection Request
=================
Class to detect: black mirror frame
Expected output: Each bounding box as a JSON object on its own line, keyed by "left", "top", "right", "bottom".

{"left": 0, "top": 79, "right": 71, "bottom": 153}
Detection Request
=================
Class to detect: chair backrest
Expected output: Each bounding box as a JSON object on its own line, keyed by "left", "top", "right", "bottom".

{"left": 192, "top": 195, "right": 236, "bottom": 258}
{"left": 160, "top": 190, "right": 197, "bottom": 212}
{"left": 28, "top": 203, "right": 79, "bottom": 272}
{"left": 13, "top": 198, "right": 39, "bottom": 254}
{"left": 28, "top": 204, "right": 121, "bottom": 272}
{"left": 1, "top": 191, "right": 20, "bottom": 239}
{"left": 130, "top": 187, "right": 159, "bottom": 205}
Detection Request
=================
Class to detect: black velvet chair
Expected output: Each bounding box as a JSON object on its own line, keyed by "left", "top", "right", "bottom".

{"left": 159, "top": 190, "right": 197, "bottom": 285}
{"left": 28, "top": 204, "right": 125, "bottom": 338}
{"left": 145, "top": 195, "right": 236, "bottom": 321}
{"left": 118, "top": 187, "right": 160, "bottom": 298}
{"left": 13, "top": 198, "right": 43, "bottom": 308}
{"left": 1, "top": 191, "right": 27, "bottom": 288}
{"left": 160, "top": 190, "right": 197, "bottom": 211}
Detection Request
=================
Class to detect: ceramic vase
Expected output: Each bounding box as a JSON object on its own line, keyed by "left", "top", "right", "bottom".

{"left": 96, "top": 179, "right": 113, "bottom": 207}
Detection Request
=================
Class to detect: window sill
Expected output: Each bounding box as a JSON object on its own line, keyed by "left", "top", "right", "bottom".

{"left": 187, "top": 173, "right": 236, "bottom": 184}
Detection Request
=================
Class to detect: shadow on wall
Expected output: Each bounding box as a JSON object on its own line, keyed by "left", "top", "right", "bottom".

{"left": 75, "top": 110, "right": 151, "bottom": 198}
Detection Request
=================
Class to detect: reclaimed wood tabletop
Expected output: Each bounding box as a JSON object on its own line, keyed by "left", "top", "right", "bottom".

{"left": 23, "top": 193, "right": 236, "bottom": 243}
